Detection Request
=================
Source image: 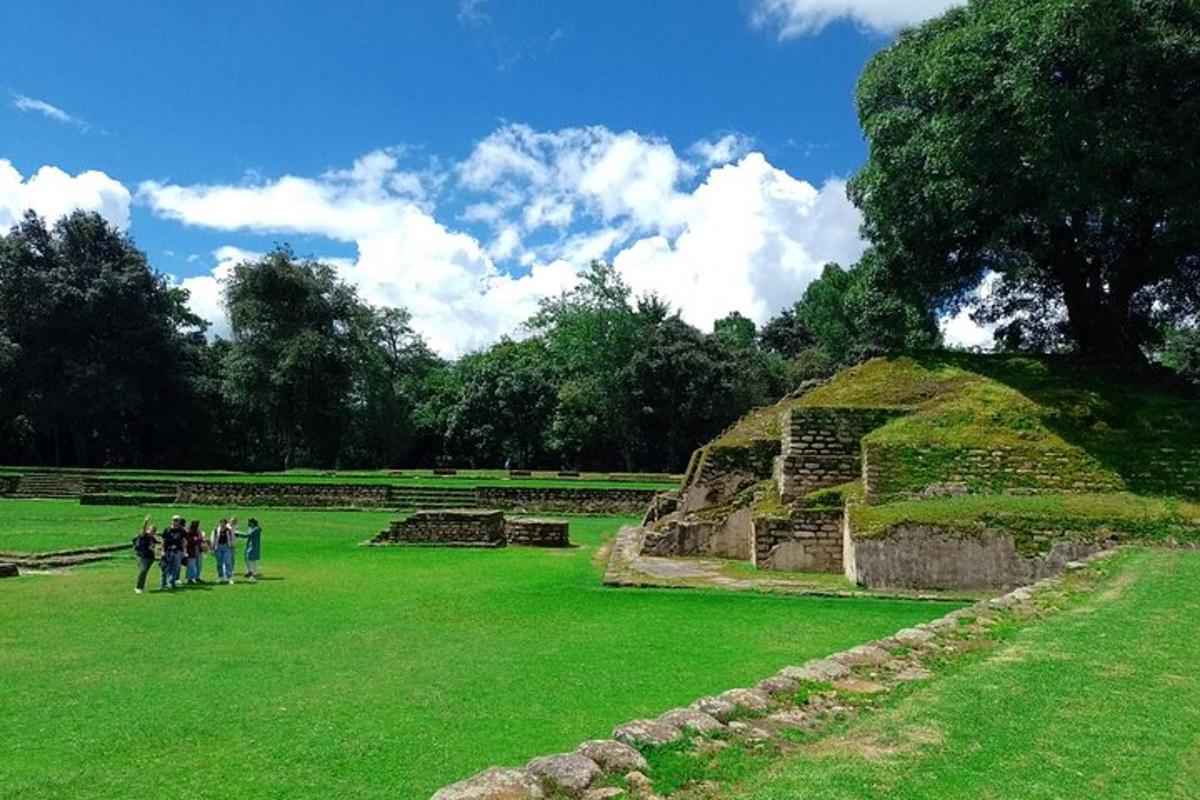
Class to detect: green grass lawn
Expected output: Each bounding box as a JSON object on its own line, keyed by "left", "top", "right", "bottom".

{"left": 719, "top": 548, "right": 1200, "bottom": 799}
{"left": 0, "top": 501, "right": 952, "bottom": 799}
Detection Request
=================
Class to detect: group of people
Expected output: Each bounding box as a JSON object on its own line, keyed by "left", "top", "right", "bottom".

{"left": 131, "top": 514, "right": 263, "bottom": 593}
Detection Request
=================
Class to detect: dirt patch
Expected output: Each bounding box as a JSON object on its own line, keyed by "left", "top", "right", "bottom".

{"left": 806, "top": 724, "right": 944, "bottom": 763}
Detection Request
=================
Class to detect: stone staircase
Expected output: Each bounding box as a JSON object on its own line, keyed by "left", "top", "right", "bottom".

{"left": 11, "top": 472, "right": 87, "bottom": 499}
{"left": 387, "top": 485, "right": 479, "bottom": 509}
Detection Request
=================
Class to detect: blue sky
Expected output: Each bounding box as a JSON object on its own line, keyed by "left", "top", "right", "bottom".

{"left": 0, "top": 0, "right": 979, "bottom": 354}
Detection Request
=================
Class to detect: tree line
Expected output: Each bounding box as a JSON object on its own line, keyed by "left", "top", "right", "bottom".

{"left": 0, "top": 212, "right": 934, "bottom": 471}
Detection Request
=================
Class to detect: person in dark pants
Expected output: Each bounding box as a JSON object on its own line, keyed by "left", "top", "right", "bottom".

{"left": 160, "top": 515, "right": 187, "bottom": 590}
{"left": 132, "top": 520, "right": 158, "bottom": 595}
{"left": 185, "top": 519, "right": 207, "bottom": 584}
{"left": 243, "top": 518, "right": 262, "bottom": 581}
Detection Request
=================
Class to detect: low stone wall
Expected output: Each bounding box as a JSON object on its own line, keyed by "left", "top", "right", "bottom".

{"left": 861, "top": 443, "right": 1123, "bottom": 504}
{"left": 84, "top": 478, "right": 179, "bottom": 495}
{"left": 642, "top": 506, "right": 754, "bottom": 560}
{"left": 753, "top": 509, "right": 844, "bottom": 572}
{"left": 848, "top": 524, "right": 1106, "bottom": 591}
{"left": 80, "top": 493, "right": 176, "bottom": 506}
{"left": 476, "top": 487, "right": 655, "bottom": 514}
{"left": 0, "top": 562, "right": 18, "bottom": 578}
{"left": 176, "top": 481, "right": 393, "bottom": 507}
{"left": 375, "top": 510, "right": 506, "bottom": 547}
{"left": 504, "top": 518, "right": 570, "bottom": 547}
{"left": 0, "top": 476, "right": 16, "bottom": 495}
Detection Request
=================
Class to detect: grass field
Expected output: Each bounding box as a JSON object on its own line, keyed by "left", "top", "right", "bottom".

{"left": 713, "top": 548, "right": 1200, "bottom": 799}
{"left": 0, "top": 501, "right": 953, "bottom": 799}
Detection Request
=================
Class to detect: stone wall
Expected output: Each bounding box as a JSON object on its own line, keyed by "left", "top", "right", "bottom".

{"left": 476, "top": 487, "right": 654, "bottom": 514}
{"left": 177, "top": 482, "right": 393, "bottom": 507}
{"left": 504, "top": 517, "right": 570, "bottom": 547}
{"left": 642, "top": 506, "right": 754, "bottom": 560}
{"left": 84, "top": 478, "right": 179, "bottom": 495}
{"left": 778, "top": 408, "right": 895, "bottom": 501}
{"left": 847, "top": 524, "right": 1106, "bottom": 591}
{"left": 375, "top": 510, "right": 506, "bottom": 546}
{"left": 0, "top": 476, "right": 17, "bottom": 495}
{"left": 752, "top": 509, "right": 844, "bottom": 572}
{"left": 861, "top": 443, "right": 1124, "bottom": 504}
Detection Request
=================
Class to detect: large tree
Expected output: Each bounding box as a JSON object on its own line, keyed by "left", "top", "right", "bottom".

{"left": 222, "top": 247, "right": 362, "bottom": 468}
{"left": 850, "top": 0, "right": 1200, "bottom": 358}
{"left": 0, "top": 211, "right": 211, "bottom": 466}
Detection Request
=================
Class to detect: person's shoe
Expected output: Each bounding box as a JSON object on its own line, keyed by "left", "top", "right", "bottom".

{"left": 135, "top": 588, "right": 143, "bottom": 594}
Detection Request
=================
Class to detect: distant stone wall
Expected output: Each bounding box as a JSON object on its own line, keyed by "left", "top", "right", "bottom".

{"left": 177, "top": 482, "right": 392, "bottom": 507}
{"left": 375, "top": 509, "right": 506, "bottom": 546}
{"left": 752, "top": 509, "right": 844, "bottom": 573}
{"left": 848, "top": 524, "right": 1106, "bottom": 591}
{"left": 0, "top": 476, "right": 17, "bottom": 495}
{"left": 778, "top": 408, "right": 895, "bottom": 501}
{"left": 84, "top": 478, "right": 179, "bottom": 495}
{"left": 80, "top": 493, "right": 175, "bottom": 506}
{"left": 504, "top": 517, "right": 570, "bottom": 547}
{"left": 861, "top": 443, "right": 1124, "bottom": 504}
{"left": 476, "top": 487, "right": 654, "bottom": 514}
{"left": 1119, "top": 449, "right": 1200, "bottom": 500}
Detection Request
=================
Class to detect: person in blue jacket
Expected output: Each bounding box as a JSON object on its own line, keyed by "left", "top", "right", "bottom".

{"left": 243, "top": 518, "right": 262, "bottom": 581}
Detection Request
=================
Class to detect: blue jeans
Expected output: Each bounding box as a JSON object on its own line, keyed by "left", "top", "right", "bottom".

{"left": 186, "top": 553, "right": 204, "bottom": 583}
{"left": 136, "top": 556, "right": 154, "bottom": 590}
{"left": 160, "top": 550, "right": 183, "bottom": 588}
{"left": 216, "top": 545, "right": 235, "bottom": 580}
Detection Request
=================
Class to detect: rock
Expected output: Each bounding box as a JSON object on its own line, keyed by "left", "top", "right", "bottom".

{"left": 624, "top": 771, "right": 655, "bottom": 797}
{"left": 1065, "top": 560, "right": 1086, "bottom": 571}
{"left": 526, "top": 753, "right": 600, "bottom": 795}
{"left": 690, "top": 695, "right": 737, "bottom": 722}
{"left": 762, "top": 708, "right": 810, "bottom": 730}
{"left": 726, "top": 720, "right": 773, "bottom": 742}
{"left": 779, "top": 658, "right": 850, "bottom": 682}
{"left": 834, "top": 645, "right": 890, "bottom": 667}
{"left": 893, "top": 666, "right": 934, "bottom": 682}
{"left": 832, "top": 676, "right": 889, "bottom": 695}
{"left": 755, "top": 675, "right": 799, "bottom": 696}
{"left": 893, "top": 627, "right": 935, "bottom": 647}
{"left": 657, "top": 708, "right": 723, "bottom": 734}
{"left": 583, "top": 788, "right": 625, "bottom": 800}
{"left": 575, "top": 740, "right": 647, "bottom": 774}
{"left": 716, "top": 687, "right": 772, "bottom": 714}
{"left": 431, "top": 767, "right": 545, "bottom": 800}
{"left": 612, "top": 719, "right": 682, "bottom": 747}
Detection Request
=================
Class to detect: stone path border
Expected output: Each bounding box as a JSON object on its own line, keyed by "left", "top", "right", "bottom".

{"left": 0, "top": 541, "right": 128, "bottom": 573}
{"left": 431, "top": 549, "right": 1118, "bottom": 799}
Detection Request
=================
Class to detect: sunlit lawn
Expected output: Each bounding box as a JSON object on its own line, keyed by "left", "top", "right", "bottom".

{"left": 0, "top": 500, "right": 952, "bottom": 798}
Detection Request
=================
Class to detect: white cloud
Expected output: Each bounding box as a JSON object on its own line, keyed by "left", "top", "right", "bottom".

{"left": 10, "top": 93, "right": 92, "bottom": 131}
{"left": 752, "top": 0, "right": 963, "bottom": 37}
{"left": 178, "top": 246, "right": 262, "bottom": 340}
{"left": 939, "top": 272, "right": 998, "bottom": 350}
{"left": 0, "top": 159, "right": 131, "bottom": 230}
{"left": 457, "top": 0, "right": 489, "bottom": 26}
{"left": 141, "top": 125, "right": 869, "bottom": 355}
{"left": 690, "top": 134, "right": 753, "bottom": 166}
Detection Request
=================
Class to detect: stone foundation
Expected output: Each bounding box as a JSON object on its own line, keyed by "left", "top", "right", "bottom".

{"left": 504, "top": 518, "right": 570, "bottom": 547}
{"left": 778, "top": 408, "right": 895, "bottom": 501}
{"left": 753, "top": 509, "right": 844, "bottom": 572}
{"left": 476, "top": 486, "right": 654, "bottom": 514}
{"left": 374, "top": 509, "right": 507, "bottom": 547}
{"left": 847, "top": 524, "right": 1107, "bottom": 591}
{"left": 642, "top": 506, "right": 754, "bottom": 561}
{"left": 372, "top": 510, "right": 572, "bottom": 548}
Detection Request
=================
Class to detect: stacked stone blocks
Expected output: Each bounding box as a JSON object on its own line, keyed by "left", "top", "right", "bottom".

{"left": 753, "top": 509, "right": 844, "bottom": 573}
{"left": 777, "top": 408, "right": 896, "bottom": 502}
{"left": 371, "top": 510, "right": 571, "bottom": 548}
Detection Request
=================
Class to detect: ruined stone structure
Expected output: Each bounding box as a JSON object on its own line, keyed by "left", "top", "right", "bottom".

{"left": 777, "top": 408, "right": 895, "bottom": 501}
{"left": 752, "top": 509, "right": 843, "bottom": 573}
{"left": 845, "top": 525, "right": 1108, "bottom": 591}
{"left": 370, "top": 510, "right": 571, "bottom": 548}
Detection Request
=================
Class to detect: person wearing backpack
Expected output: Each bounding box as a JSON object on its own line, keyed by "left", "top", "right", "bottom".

{"left": 184, "top": 520, "right": 207, "bottom": 584}
{"left": 211, "top": 518, "right": 236, "bottom": 584}
{"left": 132, "top": 519, "right": 158, "bottom": 595}
{"left": 160, "top": 515, "right": 187, "bottom": 590}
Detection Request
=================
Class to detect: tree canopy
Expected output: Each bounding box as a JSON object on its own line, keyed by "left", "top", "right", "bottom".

{"left": 850, "top": 0, "right": 1200, "bottom": 358}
